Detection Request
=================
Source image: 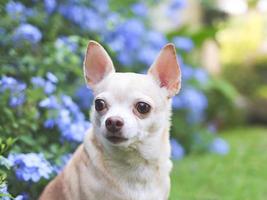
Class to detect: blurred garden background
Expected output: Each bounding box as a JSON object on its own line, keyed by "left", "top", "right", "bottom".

{"left": 0, "top": 0, "right": 266, "bottom": 199}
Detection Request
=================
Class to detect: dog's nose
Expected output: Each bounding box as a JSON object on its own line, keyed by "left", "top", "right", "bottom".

{"left": 105, "top": 116, "right": 124, "bottom": 133}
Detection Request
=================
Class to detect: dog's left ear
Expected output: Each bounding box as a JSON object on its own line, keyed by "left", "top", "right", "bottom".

{"left": 148, "top": 43, "right": 181, "bottom": 97}
{"left": 83, "top": 40, "right": 115, "bottom": 88}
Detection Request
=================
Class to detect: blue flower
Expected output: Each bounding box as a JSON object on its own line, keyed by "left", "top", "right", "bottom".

{"left": 39, "top": 95, "right": 59, "bottom": 109}
{"left": 194, "top": 68, "right": 209, "bottom": 85}
{"left": 13, "top": 24, "right": 42, "bottom": 44}
{"left": 8, "top": 153, "right": 53, "bottom": 182}
{"left": 131, "top": 3, "right": 147, "bottom": 16}
{"left": 172, "top": 87, "right": 208, "bottom": 123}
{"left": 46, "top": 72, "right": 58, "bottom": 83}
{"left": 117, "top": 52, "right": 134, "bottom": 66}
{"left": 44, "top": 81, "right": 56, "bottom": 94}
{"left": 44, "top": 0, "right": 56, "bottom": 14}
{"left": 41, "top": 93, "right": 91, "bottom": 142}
{"left": 0, "top": 76, "right": 26, "bottom": 107}
{"left": 173, "top": 36, "right": 194, "bottom": 52}
{"left": 0, "top": 183, "right": 10, "bottom": 200}
{"left": 55, "top": 36, "right": 78, "bottom": 52}
{"left": 181, "top": 64, "right": 195, "bottom": 81}
{"left": 91, "top": 0, "right": 109, "bottom": 13}
{"left": 9, "top": 94, "right": 25, "bottom": 107}
{"left": 60, "top": 121, "right": 91, "bottom": 142}
{"left": 59, "top": 5, "right": 104, "bottom": 33}
{"left": 169, "top": 0, "right": 187, "bottom": 10}
{"left": 75, "top": 86, "right": 93, "bottom": 110}
{"left": 170, "top": 138, "right": 185, "bottom": 160}
{"left": 31, "top": 74, "right": 57, "bottom": 94}
{"left": 138, "top": 46, "right": 159, "bottom": 65}
{"left": 0, "top": 76, "right": 25, "bottom": 92}
{"left": 44, "top": 118, "right": 56, "bottom": 128}
{"left": 209, "top": 138, "right": 229, "bottom": 155}
{"left": 5, "top": 1, "right": 26, "bottom": 20}
{"left": 146, "top": 31, "right": 167, "bottom": 48}
{"left": 31, "top": 77, "right": 46, "bottom": 87}
{"left": 111, "top": 19, "right": 145, "bottom": 51}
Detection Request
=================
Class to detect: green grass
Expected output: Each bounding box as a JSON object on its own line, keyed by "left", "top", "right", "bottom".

{"left": 170, "top": 127, "right": 267, "bottom": 200}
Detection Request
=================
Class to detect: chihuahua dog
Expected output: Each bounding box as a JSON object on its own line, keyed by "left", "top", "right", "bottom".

{"left": 39, "top": 40, "right": 181, "bottom": 200}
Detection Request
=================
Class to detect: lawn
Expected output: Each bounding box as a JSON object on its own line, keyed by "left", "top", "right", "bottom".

{"left": 170, "top": 127, "right": 267, "bottom": 200}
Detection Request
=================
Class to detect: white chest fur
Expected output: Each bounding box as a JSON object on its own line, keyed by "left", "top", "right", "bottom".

{"left": 73, "top": 131, "right": 173, "bottom": 200}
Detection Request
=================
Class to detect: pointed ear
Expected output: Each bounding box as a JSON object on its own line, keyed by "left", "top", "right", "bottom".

{"left": 148, "top": 43, "right": 181, "bottom": 97}
{"left": 83, "top": 40, "right": 115, "bottom": 88}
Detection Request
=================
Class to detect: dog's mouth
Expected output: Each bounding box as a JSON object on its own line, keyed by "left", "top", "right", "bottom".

{"left": 106, "top": 135, "right": 128, "bottom": 144}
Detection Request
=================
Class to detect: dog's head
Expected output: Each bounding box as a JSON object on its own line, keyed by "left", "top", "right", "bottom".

{"left": 84, "top": 41, "right": 181, "bottom": 148}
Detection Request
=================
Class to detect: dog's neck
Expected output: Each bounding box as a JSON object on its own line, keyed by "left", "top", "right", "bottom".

{"left": 84, "top": 126, "right": 171, "bottom": 171}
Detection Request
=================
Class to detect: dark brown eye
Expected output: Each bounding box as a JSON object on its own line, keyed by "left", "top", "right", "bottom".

{"left": 95, "top": 99, "right": 107, "bottom": 112}
{"left": 136, "top": 102, "right": 151, "bottom": 114}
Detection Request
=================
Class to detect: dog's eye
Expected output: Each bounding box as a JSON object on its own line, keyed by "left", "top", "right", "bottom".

{"left": 95, "top": 99, "right": 107, "bottom": 112}
{"left": 135, "top": 102, "right": 151, "bottom": 114}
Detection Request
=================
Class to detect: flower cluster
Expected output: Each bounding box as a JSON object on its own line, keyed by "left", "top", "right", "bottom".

{"left": 31, "top": 72, "right": 57, "bottom": 95}
{"left": 8, "top": 153, "right": 53, "bottom": 182}
{"left": 0, "top": 76, "right": 26, "bottom": 107}
{"left": 39, "top": 94, "right": 91, "bottom": 143}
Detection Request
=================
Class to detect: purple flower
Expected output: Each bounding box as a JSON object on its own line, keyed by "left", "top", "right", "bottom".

{"left": 173, "top": 36, "right": 194, "bottom": 52}
{"left": 170, "top": 138, "right": 185, "bottom": 160}
{"left": 209, "top": 138, "right": 229, "bottom": 155}
{"left": 13, "top": 24, "right": 42, "bottom": 44}
{"left": 8, "top": 153, "right": 53, "bottom": 182}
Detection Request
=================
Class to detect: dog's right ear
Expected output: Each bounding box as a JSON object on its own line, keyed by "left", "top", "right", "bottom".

{"left": 83, "top": 40, "right": 115, "bottom": 88}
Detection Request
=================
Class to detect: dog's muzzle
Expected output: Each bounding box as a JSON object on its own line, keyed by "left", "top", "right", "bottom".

{"left": 105, "top": 116, "right": 128, "bottom": 144}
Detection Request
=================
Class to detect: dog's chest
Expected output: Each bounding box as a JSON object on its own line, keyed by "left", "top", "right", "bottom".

{"left": 79, "top": 161, "right": 170, "bottom": 200}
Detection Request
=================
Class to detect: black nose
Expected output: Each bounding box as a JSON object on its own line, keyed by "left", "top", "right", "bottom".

{"left": 105, "top": 116, "right": 124, "bottom": 133}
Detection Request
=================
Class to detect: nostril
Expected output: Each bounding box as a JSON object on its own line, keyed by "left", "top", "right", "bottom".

{"left": 115, "top": 120, "right": 123, "bottom": 128}
{"left": 106, "top": 119, "right": 112, "bottom": 127}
